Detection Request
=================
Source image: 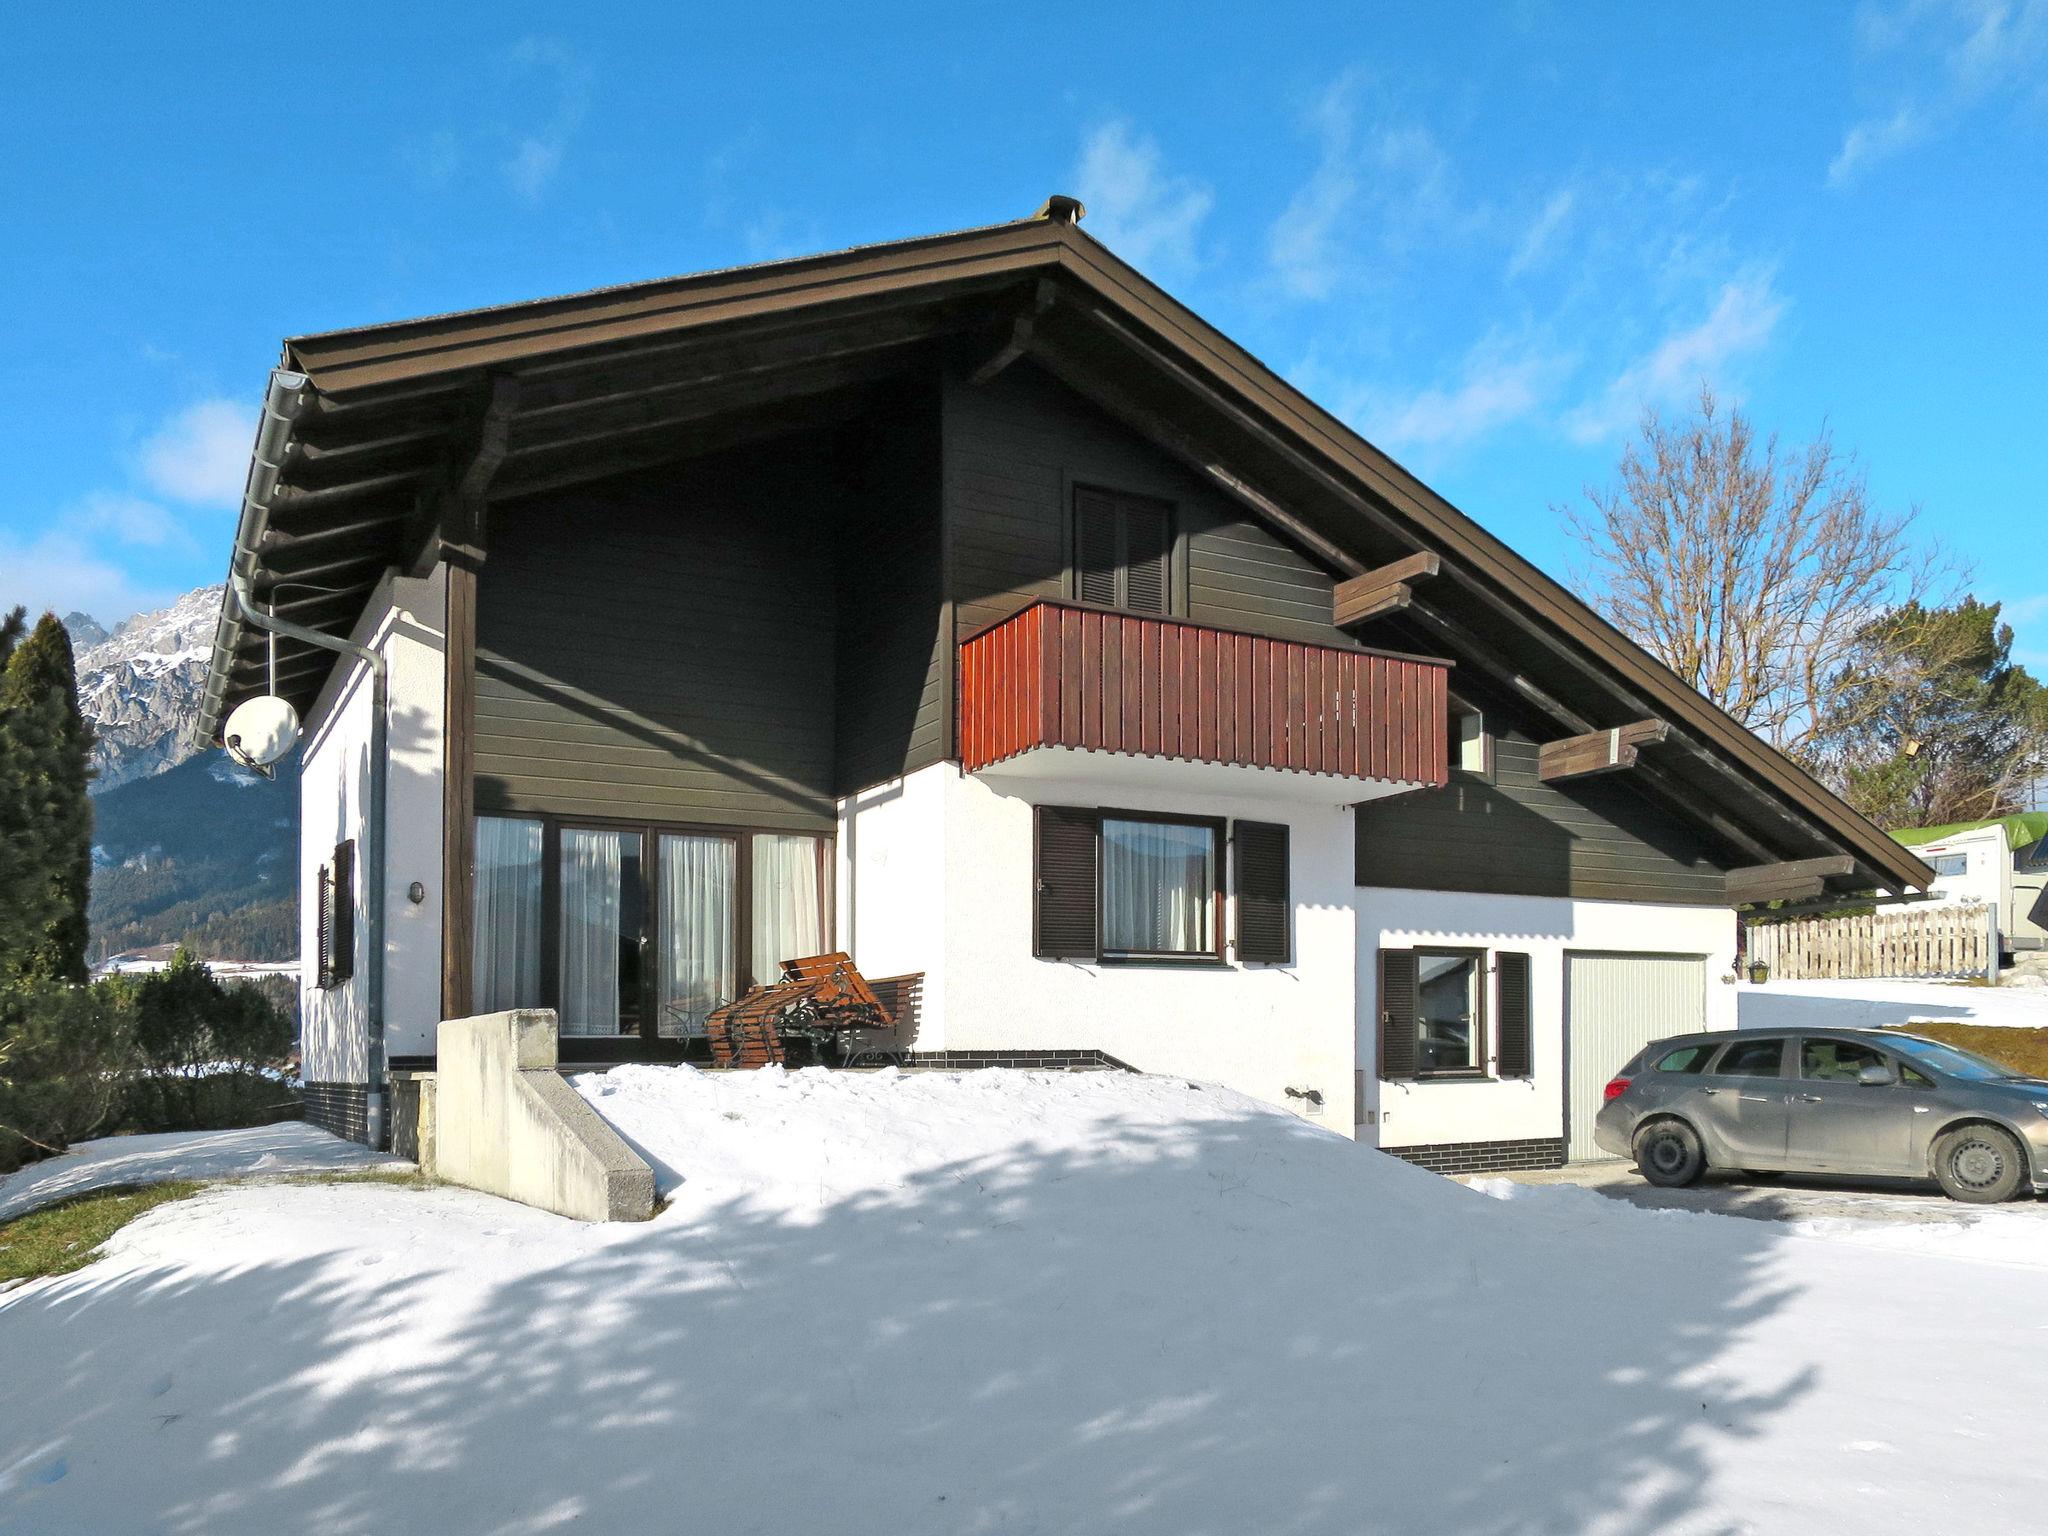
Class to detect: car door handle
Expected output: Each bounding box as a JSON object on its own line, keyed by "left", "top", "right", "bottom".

{"left": 1700, "top": 1086, "right": 1719, "bottom": 1095}
{"left": 1795, "top": 1093, "right": 1823, "bottom": 1103}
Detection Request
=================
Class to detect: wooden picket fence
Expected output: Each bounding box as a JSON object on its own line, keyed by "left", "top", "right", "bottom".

{"left": 1746, "top": 903, "right": 1994, "bottom": 981}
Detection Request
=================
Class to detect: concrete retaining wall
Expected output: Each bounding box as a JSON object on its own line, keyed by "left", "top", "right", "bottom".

{"left": 433, "top": 1010, "right": 654, "bottom": 1222}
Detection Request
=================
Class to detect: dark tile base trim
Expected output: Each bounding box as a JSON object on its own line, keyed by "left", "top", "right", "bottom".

{"left": 301, "top": 1081, "right": 371, "bottom": 1146}
{"left": 1381, "top": 1137, "right": 1565, "bottom": 1175}
{"left": 899, "top": 1048, "right": 1137, "bottom": 1072}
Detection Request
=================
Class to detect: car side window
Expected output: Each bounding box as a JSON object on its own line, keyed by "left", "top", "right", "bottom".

{"left": 1655, "top": 1044, "right": 1715, "bottom": 1074}
{"left": 1714, "top": 1038, "right": 1786, "bottom": 1077}
{"left": 1800, "top": 1038, "right": 1888, "bottom": 1082}
{"left": 1898, "top": 1061, "right": 1935, "bottom": 1089}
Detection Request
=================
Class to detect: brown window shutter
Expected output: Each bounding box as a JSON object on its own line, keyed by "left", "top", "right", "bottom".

{"left": 1121, "top": 498, "right": 1171, "bottom": 615}
{"left": 315, "top": 862, "right": 333, "bottom": 987}
{"left": 324, "top": 839, "right": 357, "bottom": 988}
{"left": 1232, "top": 820, "right": 1291, "bottom": 963}
{"left": 1378, "top": 949, "right": 1417, "bottom": 1080}
{"left": 1495, "top": 951, "right": 1532, "bottom": 1078}
{"left": 1073, "top": 489, "right": 1119, "bottom": 607}
{"left": 1033, "top": 806, "right": 1100, "bottom": 960}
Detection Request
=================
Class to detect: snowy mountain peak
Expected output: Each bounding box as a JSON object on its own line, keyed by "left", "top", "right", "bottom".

{"left": 70, "top": 584, "right": 224, "bottom": 793}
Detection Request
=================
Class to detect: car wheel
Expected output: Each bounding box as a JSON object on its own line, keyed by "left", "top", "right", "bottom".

{"left": 1633, "top": 1119, "right": 1705, "bottom": 1188}
{"left": 1932, "top": 1124, "right": 2027, "bottom": 1203}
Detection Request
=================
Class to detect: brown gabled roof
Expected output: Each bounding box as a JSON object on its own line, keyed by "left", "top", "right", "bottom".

{"left": 202, "top": 200, "right": 1931, "bottom": 895}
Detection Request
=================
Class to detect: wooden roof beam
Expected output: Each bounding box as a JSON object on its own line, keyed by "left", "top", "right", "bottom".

{"left": 404, "top": 374, "right": 520, "bottom": 577}
{"left": 1538, "top": 719, "right": 1670, "bottom": 783}
{"left": 1726, "top": 855, "right": 1857, "bottom": 906}
{"left": 1335, "top": 552, "right": 1441, "bottom": 627}
{"left": 969, "top": 279, "right": 1058, "bottom": 384}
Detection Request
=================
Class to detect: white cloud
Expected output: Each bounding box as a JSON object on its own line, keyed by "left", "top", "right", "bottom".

{"left": 500, "top": 38, "right": 592, "bottom": 205}
{"left": 1507, "top": 189, "right": 1576, "bottom": 278}
{"left": 1072, "top": 121, "right": 1215, "bottom": 279}
{"left": 1830, "top": 0, "right": 2048, "bottom": 186}
{"left": 1565, "top": 269, "right": 1788, "bottom": 443}
{"left": 139, "top": 398, "right": 250, "bottom": 506}
{"left": 0, "top": 526, "right": 176, "bottom": 628}
{"left": 1829, "top": 105, "right": 1931, "bottom": 186}
{"left": 1362, "top": 339, "right": 1572, "bottom": 452}
{"left": 1267, "top": 72, "right": 1458, "bottom": 301}
{"left": 73, "top": 492, "right": 193, "bottom": 552}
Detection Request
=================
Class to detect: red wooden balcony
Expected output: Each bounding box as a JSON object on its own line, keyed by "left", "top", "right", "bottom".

{"left": 958, "top": 601, "right": 1450, "bottom": 789}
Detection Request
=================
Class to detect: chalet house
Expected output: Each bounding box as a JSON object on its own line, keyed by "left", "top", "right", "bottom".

{"left": 198, "top": 198, "right": 1932, "bottom": 1173}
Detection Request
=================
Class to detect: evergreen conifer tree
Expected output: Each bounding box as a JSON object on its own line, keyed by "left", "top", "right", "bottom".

{"left": 0, "top": 614, "right": 95, "bottom": 985}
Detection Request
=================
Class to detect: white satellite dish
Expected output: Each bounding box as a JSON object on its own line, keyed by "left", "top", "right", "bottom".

{"left": 223, "top": 695, "right": 301, "bottom": 772}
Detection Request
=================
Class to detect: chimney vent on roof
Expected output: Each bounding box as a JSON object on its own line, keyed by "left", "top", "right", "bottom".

{"left": 1036, "top": 194, "right": 1086, "bottom": 226}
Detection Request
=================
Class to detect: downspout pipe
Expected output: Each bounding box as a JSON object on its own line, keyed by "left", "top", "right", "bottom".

{"left": 216, "top": 369, "right": 392, "bottom": 1150}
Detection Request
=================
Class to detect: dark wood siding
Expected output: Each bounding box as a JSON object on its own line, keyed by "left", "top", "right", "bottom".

{"left": 944, "top": 361, "right": 1349, "bottom": 652}
{"left": 475, "top": 437, "right": 841, "bottom": 831}
{"left": 834, "top": 381, "right": 948, "bottom": 794}
{"left": 1355, "top": 688, "right": 1730, "bottom": 905}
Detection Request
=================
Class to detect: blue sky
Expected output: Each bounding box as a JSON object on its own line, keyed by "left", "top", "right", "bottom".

{"left": 2, "top": 1, "right": 2041, "bottom": 666}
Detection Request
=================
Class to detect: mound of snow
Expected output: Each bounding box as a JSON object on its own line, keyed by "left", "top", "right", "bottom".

{"left": 0, "top": 1123, "right": 401, "bottom": 1221}
{"left": 8, "top": 1066, "right": 2048, "bottom": 1534}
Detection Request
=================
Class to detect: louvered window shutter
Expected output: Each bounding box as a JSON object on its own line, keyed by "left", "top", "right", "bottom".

{"left": 1074, "top": 490, "right": 1119, "bottom": 607}
{"left": 1495, "top": 951, "right": 1532, "bottom": 1078}
{"left": 1033, "top": 806, "right": 1100, "bottom": 960}
{"left": 1378, "top": 949, "right": 1418, "bottom": 1080}
{"left": 321, "top": 839, "right": 357, "bottom": 988}
{"left": 1232, "top": 820, "right": 1291, "bottom": 963}
{"left": 315, "top": 863, "right": 334, "bottom": 987}
{"left": 1121, "top": 499, "right": 1171, "bottom": 615}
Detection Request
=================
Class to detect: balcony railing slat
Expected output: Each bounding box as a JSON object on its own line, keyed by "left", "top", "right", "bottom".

{"left": 958, "top": 600, "right": 1448, "bottom": 785}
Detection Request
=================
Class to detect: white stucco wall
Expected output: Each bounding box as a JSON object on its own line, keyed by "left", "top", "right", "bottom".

{"left": 1354, "top": 888, "right": 1738, "bottom": 1151}
{"left": 885, "top": 761, "right": 1363, "bottom": 1130}
{"left": 836, "top": 767, "right": 952, "bottom": 1042}
{"left": 297, "top": 567, "right": 448, "bottom": 1082}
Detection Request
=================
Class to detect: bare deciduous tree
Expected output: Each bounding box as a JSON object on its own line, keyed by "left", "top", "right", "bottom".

{"left": 1561, "top": 388, "right": 1953, "bottom": 765}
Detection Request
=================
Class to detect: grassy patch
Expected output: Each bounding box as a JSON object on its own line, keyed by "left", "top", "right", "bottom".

{"left": 0, "top": 1182, "right": 203, "bottom": 1285}
{"left": 1886, "top": 1022, "right": 2048, "bottom": 1078}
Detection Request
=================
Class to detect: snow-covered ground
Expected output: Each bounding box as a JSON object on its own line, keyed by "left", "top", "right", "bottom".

{"left": 0, "top": 1123, "right": 402, "bottom": 1222}
{"left": 6, "top": 1066, "right": 2048, "bottom": 1534}
{"left": 1738, "top": 975, "right": 2048, "bottom": 1031}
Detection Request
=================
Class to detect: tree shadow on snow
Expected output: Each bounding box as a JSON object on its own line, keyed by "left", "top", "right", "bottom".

{"left": 0, "top": 1114, "right": 1816, "bottom": 1535}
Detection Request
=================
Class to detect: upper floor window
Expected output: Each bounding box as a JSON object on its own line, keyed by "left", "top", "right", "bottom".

{"left": 1073, "top": 486, "right": 1172, "bottom": 615}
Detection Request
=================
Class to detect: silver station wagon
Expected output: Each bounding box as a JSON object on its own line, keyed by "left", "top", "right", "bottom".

{"left": 1594, "top": 1027, "right": 2048, "bottom": 1203}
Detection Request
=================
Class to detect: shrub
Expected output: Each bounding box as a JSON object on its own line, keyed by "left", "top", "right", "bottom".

{"left": 120, "top": 950, "right": 297, "bottom": 1133}
{"left": 0, "top": 980, "right": 136, "bottom": 1175}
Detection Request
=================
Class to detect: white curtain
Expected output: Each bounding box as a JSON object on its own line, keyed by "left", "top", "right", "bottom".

{"left": 473, "top": 817, "right": 542, "bottom": 1012}
{"left": 751, "top": 833, "right": 824, "bottom": 983}
{"left": 658, "top": 834, "right": 736, "bottom": 1037}
{"left": 1102, "top": 819, "right": 1213, "bottom": 954}
{"left": 559, "top": 828, "right": 628, "bottom": 1037}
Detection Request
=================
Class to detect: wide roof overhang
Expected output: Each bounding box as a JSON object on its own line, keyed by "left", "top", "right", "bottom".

{"left": 199, "top": 202, "right": 1932, "bottom": 897}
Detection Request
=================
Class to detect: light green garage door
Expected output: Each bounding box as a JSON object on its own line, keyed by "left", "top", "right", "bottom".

{"left": 1564, "top": 952, "right": 1708, "bottom": 1161}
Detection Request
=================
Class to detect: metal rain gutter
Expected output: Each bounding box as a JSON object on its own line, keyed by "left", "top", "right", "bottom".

{"left": 204, "top": 368, "right": 392, "bottom": 1149}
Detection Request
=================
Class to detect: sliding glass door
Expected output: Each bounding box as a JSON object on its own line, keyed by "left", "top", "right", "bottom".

{"left": 557, "top": 827, "right": 644, "bottom": 1038}
{"left": 471, "top": 815, "right": 829, "bottom": 1059}
{"left": 658, "top": 832, "right": 737, "bottom": 1039}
